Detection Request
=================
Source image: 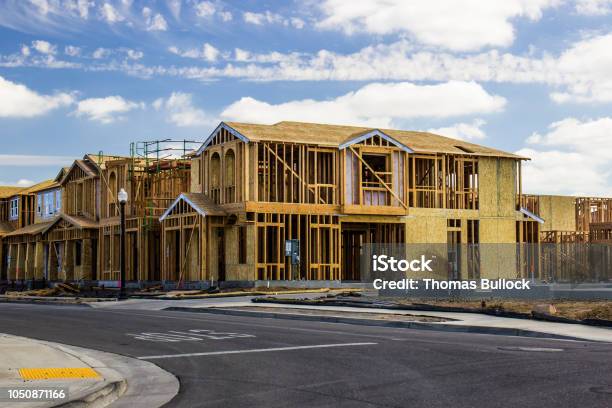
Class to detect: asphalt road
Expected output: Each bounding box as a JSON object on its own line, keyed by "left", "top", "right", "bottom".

{"left": 0, "top": 303, "right": 611, "bottom": 408}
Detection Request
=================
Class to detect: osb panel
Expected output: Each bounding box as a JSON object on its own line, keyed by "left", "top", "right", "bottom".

{"left": 408, "top": 207, "right": 479, "bottom": 218}
{"left": 190, "top": 159, "right": 202, "bottom": 193}
{"left": 478, "top": 158, "right": 516, "bottom": 218}
{"left": 479, "top": 218, "right": 516, "bottom": 244}
{"left": 405, "top": 216, "right": 446, "bottom": 243}
{"left": 226, "top": 121, "right": 523, "bottom": 159}
{"left": 479, "top": 244, "right": 518, "bottom": 279}
{"left": 538, "top": 195, "right": 576, "bottom": 232}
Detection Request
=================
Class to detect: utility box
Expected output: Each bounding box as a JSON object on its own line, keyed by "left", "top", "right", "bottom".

{"left": 285, "top": 239, "right": 300, "bottom": 265}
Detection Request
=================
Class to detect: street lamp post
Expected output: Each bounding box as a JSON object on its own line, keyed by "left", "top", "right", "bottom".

{"left": 118, "top": 188, "right": 128, "bottom": 300}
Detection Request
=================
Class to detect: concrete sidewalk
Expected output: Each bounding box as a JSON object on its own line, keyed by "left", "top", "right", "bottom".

{"left": 205, "top": 302, "right": 612, "bottom": 342}
{"left": 0, "top": 333, "right": 178, "bottom": 408}
{"left": 89, "top": 295, "right": 612, "bottom": 343}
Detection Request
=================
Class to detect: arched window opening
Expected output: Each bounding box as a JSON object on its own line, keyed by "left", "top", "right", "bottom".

{"left": 225, "top": 150, "right": 236, "bottom": 202}
{"left": 109, "top": 171, "right": 117, "bottom": 215}
{"left": 210, "top": 152, "right": 221, "bottom": 203}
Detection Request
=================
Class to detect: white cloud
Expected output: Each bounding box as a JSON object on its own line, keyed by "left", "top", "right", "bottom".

{"left": 221, "top": 81, "right": 505, "bottom": 128}
{"left": 316, "top": 0, "right": 559, "bottom": 51}
{"left": 428, "top": 119, "right": 487, "bottom": 141}
{"left": 575, "top": 0, "right": 612, "bottom": 15}
{"left": 0, "top": 75, "right": 74, "bottom": 118}
{"left": 167, "top": 0, "right": 181, "bottom": 20}
{"left": 75, "top": 0, "right": 92, "bottom": 19}
{"left": 99, "top": 2, "right": 124, "bottom": 24}
{"left": 0, "top": 179, "right": 35, "bottom": 187}
{"left": 518, "top": 117, "right": 612, "bottom": 196}
{"left": 154, "top": 92, "right": 214, "bottom": 127}
{"left": 549, "top": 32, "right": 612, "bottom": 103}
{"left": 74, "top": 96, "right": 143, "bottom": 123}
{"left": 16, "top": 179, "right": 35, "bottom": 186}
{"left": 164, "top": 32, "right": 612, "bottom": 104}
{"left": 194, "top": 1, "right": 215, "bottom": 17}
{"left": 92, "top": 47, "right": 111, "bottom": 59}
{"left": 290, "top": 17, "right": 305, "bottom": 29}
{"left": 168, "top": 43, "right": 219, "bottom": 61}
{"left": 21, "top": 46, "right": 30, "bottom": 56}
{"left": 125, "top": 49, "right": 143, "bottom": 60}
{"left": 29, "top": 0, "right": 50, "bottom": 15}
{"left": 219, "top": 11, "right": 232, "bottom": 21}
{"left": 0, "top": 155, "right": 74, "bottom": 166}
{"left": 192, "top": 1, "right": 232, "bottom": 20}
{"left": 143, "top": 7, "right": 168, "bottom": 31}
{"left": 32, "top": 40, "right": 56, "bottom": 55}
{"left": 64, "top": 45, "right": 81, "bottom": 56}
{"left": 243, "top": 11, "right": 287, "bottom": 26}
{"left": 202, "top": 43, "right": 219, "bottom": 61}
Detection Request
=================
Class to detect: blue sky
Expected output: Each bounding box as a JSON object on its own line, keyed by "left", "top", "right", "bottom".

{"left": 1, "top": 0, "right": 612, "bottom": 196}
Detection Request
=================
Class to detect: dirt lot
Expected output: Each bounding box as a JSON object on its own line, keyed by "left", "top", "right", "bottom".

{"left": 387, "top": 298, "right": 612, "bottom": 320}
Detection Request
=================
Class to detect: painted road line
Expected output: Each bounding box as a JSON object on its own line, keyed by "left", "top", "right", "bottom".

{"left": 137, "top": 342, "right": 378, "bottom": 360}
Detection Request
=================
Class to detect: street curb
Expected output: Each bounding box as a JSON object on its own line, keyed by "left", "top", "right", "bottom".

{"left": 2, "top": 334, "right": 179, "bottom": 408}
{"left": 55, "top": 380, "right": 127, "bottom": 408}
{"left": 164, "top": 306, "right": 593, "bottom": 342}
{"left": 48, "top": 343, "right": 180, "bottom": 408}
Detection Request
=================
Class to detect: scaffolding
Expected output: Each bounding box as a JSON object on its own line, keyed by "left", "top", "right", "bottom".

{"left": 127, "top": 140, "right": 199, "bottom": 227}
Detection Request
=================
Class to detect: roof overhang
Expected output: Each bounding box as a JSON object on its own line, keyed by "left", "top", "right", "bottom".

{"left": 519, "top": 207, "right": 545, "bottom": 224}
{"left": 59, "top": 160, "right": 98, "bottom": 185}
{"left": 41, "top": 213, "right": 98, "bottom": 234}
{"left": 339, "top": 129, "right": 414, "bottom": 153}
{"left": 160, "top": 193, "right": 208, "bottom": 221}
{"left": 196, "top": 122, "right": 250, "bottom": 156}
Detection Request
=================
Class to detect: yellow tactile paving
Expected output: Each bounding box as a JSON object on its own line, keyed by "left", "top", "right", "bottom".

{"left": 19, "top": 368, "right": 101, "bottom": 380}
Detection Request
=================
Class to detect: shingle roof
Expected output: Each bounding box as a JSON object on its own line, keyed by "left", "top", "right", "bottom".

{"left": 220, "top": 121, "right": 525, "bottom": 159}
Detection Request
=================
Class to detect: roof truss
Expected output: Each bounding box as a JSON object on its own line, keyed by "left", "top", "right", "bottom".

{"left": 339, "top": 129, "right": 414, "bottom": 153}
{"left": 196, "top": 122, "right": 250, "bottom": 155}
{"left": 159, "top": 193, "right": 208, "bottom": 221}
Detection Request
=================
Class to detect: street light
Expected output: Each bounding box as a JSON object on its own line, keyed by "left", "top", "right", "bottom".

{"left": 118, "top": 188, "right": 128, "bottom": 300}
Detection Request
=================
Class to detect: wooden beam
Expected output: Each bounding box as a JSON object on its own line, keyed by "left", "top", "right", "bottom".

{"left": 348, "top": 146, "right": 407, "bottom": 209}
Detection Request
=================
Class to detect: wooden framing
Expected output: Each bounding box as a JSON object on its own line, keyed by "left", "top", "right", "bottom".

{"left": 11, "top": 121, "right": 611, "bottom": 284}
{"left": 170, "top": 121, "right": 530, "bottom": 283}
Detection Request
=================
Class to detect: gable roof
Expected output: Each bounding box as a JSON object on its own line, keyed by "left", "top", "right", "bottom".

{"left": 54, "top": 167, "right": 70, "bottom": 183}
{"left": 4, "top": 220, "right": 55, "bottom": 237}
{"left": 198, "top": 121, "right": 525, "bottom": 159}
{"left": 0, "top": 186, "right": 25, "bottom": 199}
{"left": 22, "top": 179, "right": 58, "bottom": 194}
{"left": 42, "top": 213, "right": 99, "bottom": 234}
{"left": 60, "top": 157, "right": 100, "bottom": 184}
{"left": 160, "top": 193, "right": 226, "bottom": 221}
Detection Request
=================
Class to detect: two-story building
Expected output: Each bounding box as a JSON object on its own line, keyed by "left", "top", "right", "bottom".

{"left": 37, "top": 153, "right": 190, "bottom": 283}
{"left": 160, "top": 121, "right": 541, "bottom": 284}
{"left": 1, "top": 176, "right": 63, "bottom": 282}
{"left": 0, "top": 185, "right": 27, "bottom": 280}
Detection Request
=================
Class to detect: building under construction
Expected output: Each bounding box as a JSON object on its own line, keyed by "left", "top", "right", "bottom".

{"left": 0, "top": 140, "right": 196, "bottom": 284}
{"left": 1, "top": 121, "right": 610, "bottom": 286}
{"left": 160, "top": 121, "right": 553, "bottom": 284}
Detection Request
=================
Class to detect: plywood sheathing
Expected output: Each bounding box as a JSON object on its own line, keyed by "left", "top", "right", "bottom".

{"left": 225, "top": 121, "right": 525, "bottom": 159}
{"left": 537, "top": 195, "right": 577, "bottom": 232}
